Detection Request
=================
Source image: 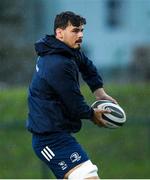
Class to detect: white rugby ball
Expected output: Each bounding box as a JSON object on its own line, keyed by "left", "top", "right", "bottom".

{"left": 91, "top": 100, "right": 126, "bottom": 129}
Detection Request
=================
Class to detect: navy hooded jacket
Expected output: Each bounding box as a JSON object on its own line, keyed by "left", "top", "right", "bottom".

{"left": 27, "top": 35, "right": 103, "bottom": 134}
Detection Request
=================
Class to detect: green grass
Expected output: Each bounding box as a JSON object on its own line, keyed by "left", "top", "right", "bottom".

{"left": 75, "top": 122, "right": 150, "bottom": 178}
{"left": 0, "top": 87, "right": 28, "bottom": 123}
{"left": 0, "top": 84, "right": 150, "bottom": 178}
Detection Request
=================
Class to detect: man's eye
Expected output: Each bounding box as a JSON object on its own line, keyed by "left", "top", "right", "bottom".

{"left": 73, "top": 29, "right": 79, "bottom": 33}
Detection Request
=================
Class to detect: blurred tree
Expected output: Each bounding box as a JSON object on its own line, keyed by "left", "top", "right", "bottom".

{"left": 0, "top": 0, "right": 41, "bottom": 86}
{"left": 129, "top": 46, "right": 150, "bottom": 81}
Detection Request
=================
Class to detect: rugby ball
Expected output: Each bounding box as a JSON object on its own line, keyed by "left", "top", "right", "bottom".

{"left": 91, "top": 100, "right": 126, "bottom": 129}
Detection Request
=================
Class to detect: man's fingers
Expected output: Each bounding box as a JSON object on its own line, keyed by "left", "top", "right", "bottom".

{"left": 96, "top": 118, "right": 107, "bottom": 127}
{"left": 95, "top": 109, "right": 111, "bottom": 114}
{"left": 102, "top": 109, "right": 111, "bottom": 114}
{"left": 93, "top": 108, "right": 111, "bottom": 127}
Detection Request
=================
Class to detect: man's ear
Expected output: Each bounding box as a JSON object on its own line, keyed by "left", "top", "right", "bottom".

{"left": 55, "top": 28, "right": 64, "bottom": 40}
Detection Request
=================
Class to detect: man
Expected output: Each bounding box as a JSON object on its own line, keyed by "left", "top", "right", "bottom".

{"left": 27, "top": 11, "right": 116, "bottom": 179}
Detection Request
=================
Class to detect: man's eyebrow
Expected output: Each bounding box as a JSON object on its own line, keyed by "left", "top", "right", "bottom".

{"left": 72, "top": 27, "right": 84, "bottom": 31}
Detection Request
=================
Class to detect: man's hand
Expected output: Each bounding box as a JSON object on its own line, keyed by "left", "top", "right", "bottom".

{"left": 92, "top": 108, "right": 111, "bottom": 127}
{"left": 94, "top": 88, "right": 118, "bottom": 104}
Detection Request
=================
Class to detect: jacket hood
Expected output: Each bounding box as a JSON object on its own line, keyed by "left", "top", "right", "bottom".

{"left": 35, "top": 35, "right": 80, "bottom": 58}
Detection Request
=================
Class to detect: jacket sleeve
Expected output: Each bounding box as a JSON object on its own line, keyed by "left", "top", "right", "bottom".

{"left": 45, "top": 57, "right": 94, "bottom": 121}
{"left": 75, "top": 51, "right": 103, "bottom": 92}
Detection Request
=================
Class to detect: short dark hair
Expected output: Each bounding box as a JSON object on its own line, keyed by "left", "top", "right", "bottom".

{"left": 54, "top": 11, "right": 86, "bottom": 34}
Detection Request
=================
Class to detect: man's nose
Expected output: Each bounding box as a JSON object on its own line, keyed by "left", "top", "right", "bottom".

{"left": 78, "top": 31, "right": 83, "bottom": 38}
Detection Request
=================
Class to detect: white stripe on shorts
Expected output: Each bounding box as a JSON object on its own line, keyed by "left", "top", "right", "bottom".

{"left": 41, "top": 146, "right": 55, "bottom": 162}
{"left": 45, "top": 146, "right": 55, "bottom": 157}
{"left": 43, "top": 148, "right": 53, "bottom": 159}
{"left": 41, "top": 150, "right": 50, "bottom": 161}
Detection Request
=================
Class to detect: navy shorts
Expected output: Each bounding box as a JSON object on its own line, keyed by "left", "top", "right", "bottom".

{"left": 32, "top": 132, "right": 89, "bottom": 179}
